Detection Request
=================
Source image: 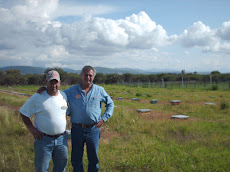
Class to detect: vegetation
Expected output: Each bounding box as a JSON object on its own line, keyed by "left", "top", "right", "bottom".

{"left": 0, "top": 68, "right": 230, "bottom": 88}
{"left": 0, "top": 85, "right": 230, "bottom": 171}
{"left": 0, "top": 105, "right": 33, "bottom": 171}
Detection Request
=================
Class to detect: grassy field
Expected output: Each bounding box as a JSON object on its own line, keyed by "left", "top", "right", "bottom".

{"left": 0, "top": 85, "right": 230, "bottom": 171}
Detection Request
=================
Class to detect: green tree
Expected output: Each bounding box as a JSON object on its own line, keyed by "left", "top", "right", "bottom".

{"left": 181, "top": 69, "right": 185, "bottom": 75}
{"left": 26, "top": 74, "right": 45, "bottom": 85}
{"left": 0, "top": 70, "right": 4, "bottom": 84}
{"left": 105, "top": 74, "right": 122, "bottom": 84}
{"left": 94, "top": 73, "right": 106, "bottom": 84}
{"left": 148, "top": 74, "right": 157, "bottom": 82}
{"left": 211, "top": 71, "right": 221, "bottom": 75}
{"left": 3, "top": 70, "right": 24, "bottom": 85}
{"left": 123, "top": 73, "right": 133, "bottom": 83}
{"left": 65, "top": 73, "right": 81, "bottom": 85}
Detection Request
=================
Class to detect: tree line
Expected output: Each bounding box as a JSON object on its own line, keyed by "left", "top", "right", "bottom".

{"left": 0, "top": 68, "right": 229, "bottom": 86}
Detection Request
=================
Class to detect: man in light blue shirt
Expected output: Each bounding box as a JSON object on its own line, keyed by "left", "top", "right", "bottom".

{"left": 64, "top": 66, "right": 114, "bottom": 172}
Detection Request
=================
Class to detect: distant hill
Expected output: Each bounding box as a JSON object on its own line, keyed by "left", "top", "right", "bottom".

{"left": 0, "top": 66, "right": 45, "bottom": 74}
{"left": 76, "top": 67, "right": 180, "bottom": 74}
{"left": 0, "top": 65, "right": 194, "bottom": 75}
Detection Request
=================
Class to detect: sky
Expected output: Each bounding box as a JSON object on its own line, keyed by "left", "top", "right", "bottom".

{"left": 0, "top": 0, "right": 230, "bottom": 73}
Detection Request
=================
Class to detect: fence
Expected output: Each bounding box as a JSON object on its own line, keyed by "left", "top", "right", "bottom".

{"left": 117, "top": 81, "right": 230, "bottom": 90}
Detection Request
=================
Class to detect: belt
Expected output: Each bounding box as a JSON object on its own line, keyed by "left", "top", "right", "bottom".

{"left": 73, "top": 123, "right": 96, "bottom": 128}
{"left": 43, "top": 132, "right": 64, "bottom": 138}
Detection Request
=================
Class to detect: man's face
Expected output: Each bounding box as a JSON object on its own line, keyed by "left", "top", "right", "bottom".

{"left": 46, "top": 79, "right": 60, "bottom": 94}
{"left": 81, "top": 69, "right": 95, "bottom": 86}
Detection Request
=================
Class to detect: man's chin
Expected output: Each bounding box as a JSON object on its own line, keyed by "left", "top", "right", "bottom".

{"left": 51, "top": 90, "right": 58, "bottom": 94}
{"left": 84, "top": 81, "right": 91, "bottom": 85}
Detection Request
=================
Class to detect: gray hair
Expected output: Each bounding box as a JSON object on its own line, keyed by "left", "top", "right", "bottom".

{"left": 81, "top": 65, "right": 96, "bottom": 77}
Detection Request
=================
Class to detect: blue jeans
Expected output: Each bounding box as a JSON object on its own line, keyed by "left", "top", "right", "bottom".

{"left": 34, "top": 134, "right": 68, "bottom": 172}
{"left": 71, "top": 125, "right": 100, "bottom": 172}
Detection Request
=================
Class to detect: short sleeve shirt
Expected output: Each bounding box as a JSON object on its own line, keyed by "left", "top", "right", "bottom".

{"left": 19, "top": 91, "right": 68, "bottom": 135}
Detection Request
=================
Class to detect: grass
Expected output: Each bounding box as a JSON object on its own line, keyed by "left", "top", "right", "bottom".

{"left": 0, "top": 85, "right": 230, "bottom": 171}
{"left": 0, "top": 92, "right": 29, "bottom": 108}
{"left": 0, "top": 106, "right": 34, "bottom": 172}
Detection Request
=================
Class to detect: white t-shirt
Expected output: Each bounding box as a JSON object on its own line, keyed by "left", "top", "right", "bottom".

{"left": 19, "top": 90, "right": 68, "bottom": 135}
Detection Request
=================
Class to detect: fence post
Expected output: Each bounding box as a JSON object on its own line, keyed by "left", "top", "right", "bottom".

{"left": 182, "top": 77, "right": 184, "bottom": 88}
{"left": 210, "top": 75, "right": 212, "bottom": 85}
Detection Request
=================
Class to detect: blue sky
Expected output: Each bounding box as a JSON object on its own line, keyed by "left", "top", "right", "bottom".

{"left": 0, "top": 0, "right": 230, "bottom": 72}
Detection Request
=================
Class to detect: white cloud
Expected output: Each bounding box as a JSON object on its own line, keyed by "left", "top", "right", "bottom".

{"left": 217, "top": 21, "right": 230, "bottom": 40}
{"left": 203, "top": 42, "right": 230, "bottom": 54}
{"left": 36, "top": 54, "right": 48, "bottom": 61}
{"left": 178, "top": 21, "right": 230, "bottom": 54}
{"left": 12, "top": 0, "right": 58, "bottom": 22}
{"left": 184, "top": 51, "right": 190, "bottom": 55}
{"left": 43, "top": 11, "right": 174, "bottom": 56}
{"left": 0, "top": 0, "right": 230, "bottom": 71}
{"left": 56, "top": 4, "right": 116, "bottom": 20}
{"left": 117, "top": 11, "right": 176, "bottom": 48}
{"left": 178, "top": 21, "right": 218, "bottom": 48}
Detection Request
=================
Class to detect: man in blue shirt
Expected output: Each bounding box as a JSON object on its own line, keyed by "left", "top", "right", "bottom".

{"left": 64, "top": 66, "right": 114, "bottom": 172}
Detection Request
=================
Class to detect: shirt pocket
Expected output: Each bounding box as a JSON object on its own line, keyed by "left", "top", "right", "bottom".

{"left": 90, "top": 96, "right": 101, "bottom": 109}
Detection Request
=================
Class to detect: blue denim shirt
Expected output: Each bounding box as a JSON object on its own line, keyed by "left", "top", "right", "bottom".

{"left": 64, "top": 84, "right": 114, "bottom": 125}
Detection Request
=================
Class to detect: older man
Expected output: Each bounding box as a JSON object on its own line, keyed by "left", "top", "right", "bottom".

{"left": 20, "top": 70, "right": 69, "bottom": 172}
{"left": 64, "top": 66, "right": 114, "bottom": 172}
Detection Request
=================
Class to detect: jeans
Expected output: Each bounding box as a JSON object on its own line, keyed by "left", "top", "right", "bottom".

{"left": 71, "top": 125, "right": 100, "bottom": 172}
{"left": 34, "top": 134, "right": 68, "bottom": 172}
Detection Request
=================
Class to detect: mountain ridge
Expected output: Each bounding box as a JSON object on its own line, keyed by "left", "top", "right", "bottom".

{"left": 0, "top": 66, "right": 211, "bottom": 75}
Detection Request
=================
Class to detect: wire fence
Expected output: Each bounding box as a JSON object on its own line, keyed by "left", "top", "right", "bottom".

{"left": 117, "top": 81, "right": 230, "bottom": 90}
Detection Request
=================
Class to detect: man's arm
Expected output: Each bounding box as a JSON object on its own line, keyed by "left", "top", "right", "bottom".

{"left": 37, "top": 86, "right": 46, "bottom": 94}
{"left": 20, "top": 113, "right": 44, "bottom": 139}
{"left": 100, "top": 88, "right": 114, "bottom": 123}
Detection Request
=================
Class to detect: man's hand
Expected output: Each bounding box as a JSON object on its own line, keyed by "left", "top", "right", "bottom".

{"left": 20, "top": 113, "right": 44, "bottom": 139}
{"left": 95, "top": 119, "right": 104, "bottom": 128}
{"left": 30, "top": 127, "right": 44, "bottom": 140}
{"left": 37, "top": 87, "right": 46, "bottom": 94}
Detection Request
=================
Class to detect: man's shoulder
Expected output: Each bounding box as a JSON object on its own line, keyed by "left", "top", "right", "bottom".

{"left": 59, "top": 90, "right": 65, "bottom": 95}
{"left": 59, "top": 90, "right": 67, "bottom": 97}
{"left": 26, "top": 92, "right": 45, "bottom": 104}
{"left": 93, "top": 84, "right": 104, "bottom": 90}
{"left": 65, "top": 84, "right": 80, "bottom": 91}
{"left": 31, "top": 92, "right": 44, "bottom": 99}
{"left": 92, "top": 84, "right": 106, "bottom": 95}
{"left": 64, "top": 84, "right": 81, "bottom": 96}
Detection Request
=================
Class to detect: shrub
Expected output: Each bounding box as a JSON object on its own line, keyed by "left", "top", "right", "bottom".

{"left": 136, "top": 93, "right": 142, "bottom": 97}
{"left": 220, "top": 100, "right": 229, "bottom": 110}
{"left": 211, "top": 85, "right": 219, "bottom": 90}
{"left": 145, "top": 93, "right": 152, "bottom": 98}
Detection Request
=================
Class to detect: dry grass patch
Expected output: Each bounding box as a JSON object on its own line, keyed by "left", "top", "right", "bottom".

{"left": 138, "top": 110, "right": 173, "bottom": 120}
{"left": 100, "top": 126, "right": 120, "bottom": 144}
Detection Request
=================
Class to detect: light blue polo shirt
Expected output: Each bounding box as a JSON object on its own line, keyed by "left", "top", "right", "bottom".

{"left": 64, "top": 84, "right": 114, "bottom": 125}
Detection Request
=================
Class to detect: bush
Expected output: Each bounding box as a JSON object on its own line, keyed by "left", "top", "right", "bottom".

{"left": 136, "top": 93, "right": 142, "bottom": 97}
{"left": 220, "top": 101, "right": 229, "bottom": 110}
{"left": 145, "top": 93, "right": 152, "bottom": 98}
{"left": 211, "top": 85, "right": 219, "bottom": 90}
